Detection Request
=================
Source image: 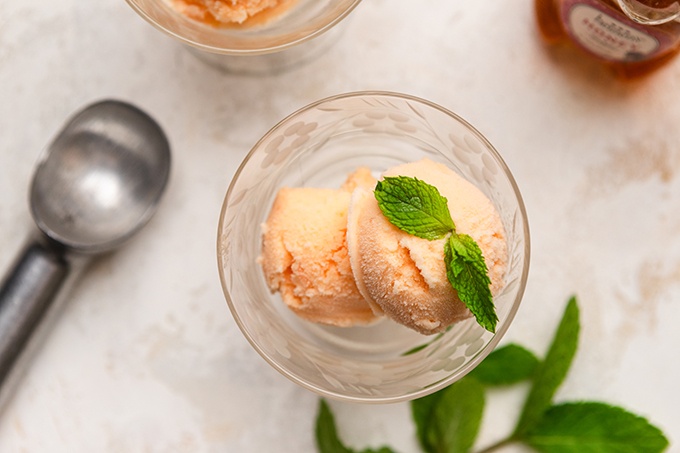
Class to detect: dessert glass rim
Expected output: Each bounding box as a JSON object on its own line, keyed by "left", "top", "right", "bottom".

{"left": 217, "top": 90, "right": 531, "bottom": 403}
{"left": 124, "top": 0, "right": 364, "bottom": 55}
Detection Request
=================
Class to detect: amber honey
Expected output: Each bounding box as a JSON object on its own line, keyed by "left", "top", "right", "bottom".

{"left": 535, "top": 0, "right": 680, "bottom": 78}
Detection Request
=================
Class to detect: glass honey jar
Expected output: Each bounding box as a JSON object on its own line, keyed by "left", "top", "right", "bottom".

{"left": 535, "top": 0, "right": 680, "bottom": 78}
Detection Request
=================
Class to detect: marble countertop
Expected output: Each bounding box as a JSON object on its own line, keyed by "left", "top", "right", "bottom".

{"left": 0, "top": 1, "right": 678, "bottom": 451}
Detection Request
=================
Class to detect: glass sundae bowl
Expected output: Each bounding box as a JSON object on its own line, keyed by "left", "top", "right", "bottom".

{"left": 125, "top": 0, "right": 363, "bottom": 74}
{"left": 217, "top": 91, "right": 530, "bottom": 403}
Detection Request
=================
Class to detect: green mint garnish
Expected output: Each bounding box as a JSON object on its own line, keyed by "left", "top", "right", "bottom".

{"left": 426, "top": 378, "right": 485, "bottom": 453}
{"left": 513, "top": 296, "right": 580, "bottom": 437}
{"left": 445, "top": 233, "right": 497, "bottom": 333}
{"left": 375, "top": 176, "right": 454, "bottom": 240}
{"left": 525, "top": 402, "right": 670, "bottom": 453}
{"left": 315, "top": 296, "right": 669, "bottom": 453}
{"left": 375, "top": 175, "right": 497, "bottom": 333}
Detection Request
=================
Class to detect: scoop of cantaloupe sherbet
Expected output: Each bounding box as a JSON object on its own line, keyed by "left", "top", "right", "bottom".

{"left": 259, "top": 168, "right": 378, "bottom": 327}
{"left": 346, "top": 159, "right": 508, "bottom": 335}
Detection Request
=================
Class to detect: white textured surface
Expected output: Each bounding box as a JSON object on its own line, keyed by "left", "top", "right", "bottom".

{"left": 0, "top": 1, "right": 679, "bottom": 451}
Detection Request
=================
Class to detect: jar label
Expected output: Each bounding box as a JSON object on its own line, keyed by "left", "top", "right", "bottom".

{"left": 561, "top": 0, "right": 673, "bottom": 61}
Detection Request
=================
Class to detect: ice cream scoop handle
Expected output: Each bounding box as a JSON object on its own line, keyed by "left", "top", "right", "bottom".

{"left": 0, "top": 240, "right": 69, "bottom": 390}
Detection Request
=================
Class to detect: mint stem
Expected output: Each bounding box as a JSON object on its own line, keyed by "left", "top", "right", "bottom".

{"left": 474, "top": 436, "right": 518, "bottom": 453}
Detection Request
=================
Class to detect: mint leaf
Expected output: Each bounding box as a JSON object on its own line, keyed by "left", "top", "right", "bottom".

{"left": 411, "top": 390, "right": 446, "bottom": 452}
{"left": 316, "top": 399, "right": 353, "bottom": 453}
{"left": 425, "top": 378, "right": 485, "bottom": 453}
{"left": 315, "top": 399, "right": 398, "bottom": 453}
{"left": 514, "top": 297, "right": 580, "bottom": 436}
{"left": 525, "top": 402, "right": 669, "bottom": 453}
{"left": 412, "top": 376, "right": 486, "bottom": 453}
{"left": 374, "top": 176, "right": 454, "bottom": 240}
{"left": 468, "top": 344, "right": 540, "bottom": 386}
{"left": 445, "top": 233, "right": 496, "bottom": 333}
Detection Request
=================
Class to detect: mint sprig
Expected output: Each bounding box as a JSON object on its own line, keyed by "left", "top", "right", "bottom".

{"left": 315, "top": 296, "right": 669, "bottom": 453}
{"left": 375, "top": 175, "right": 497, "bottom": 333}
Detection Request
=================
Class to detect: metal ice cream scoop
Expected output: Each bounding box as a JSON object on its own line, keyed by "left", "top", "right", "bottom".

{"left": 0, "top": 100, "right": 171, "bottom": 405}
